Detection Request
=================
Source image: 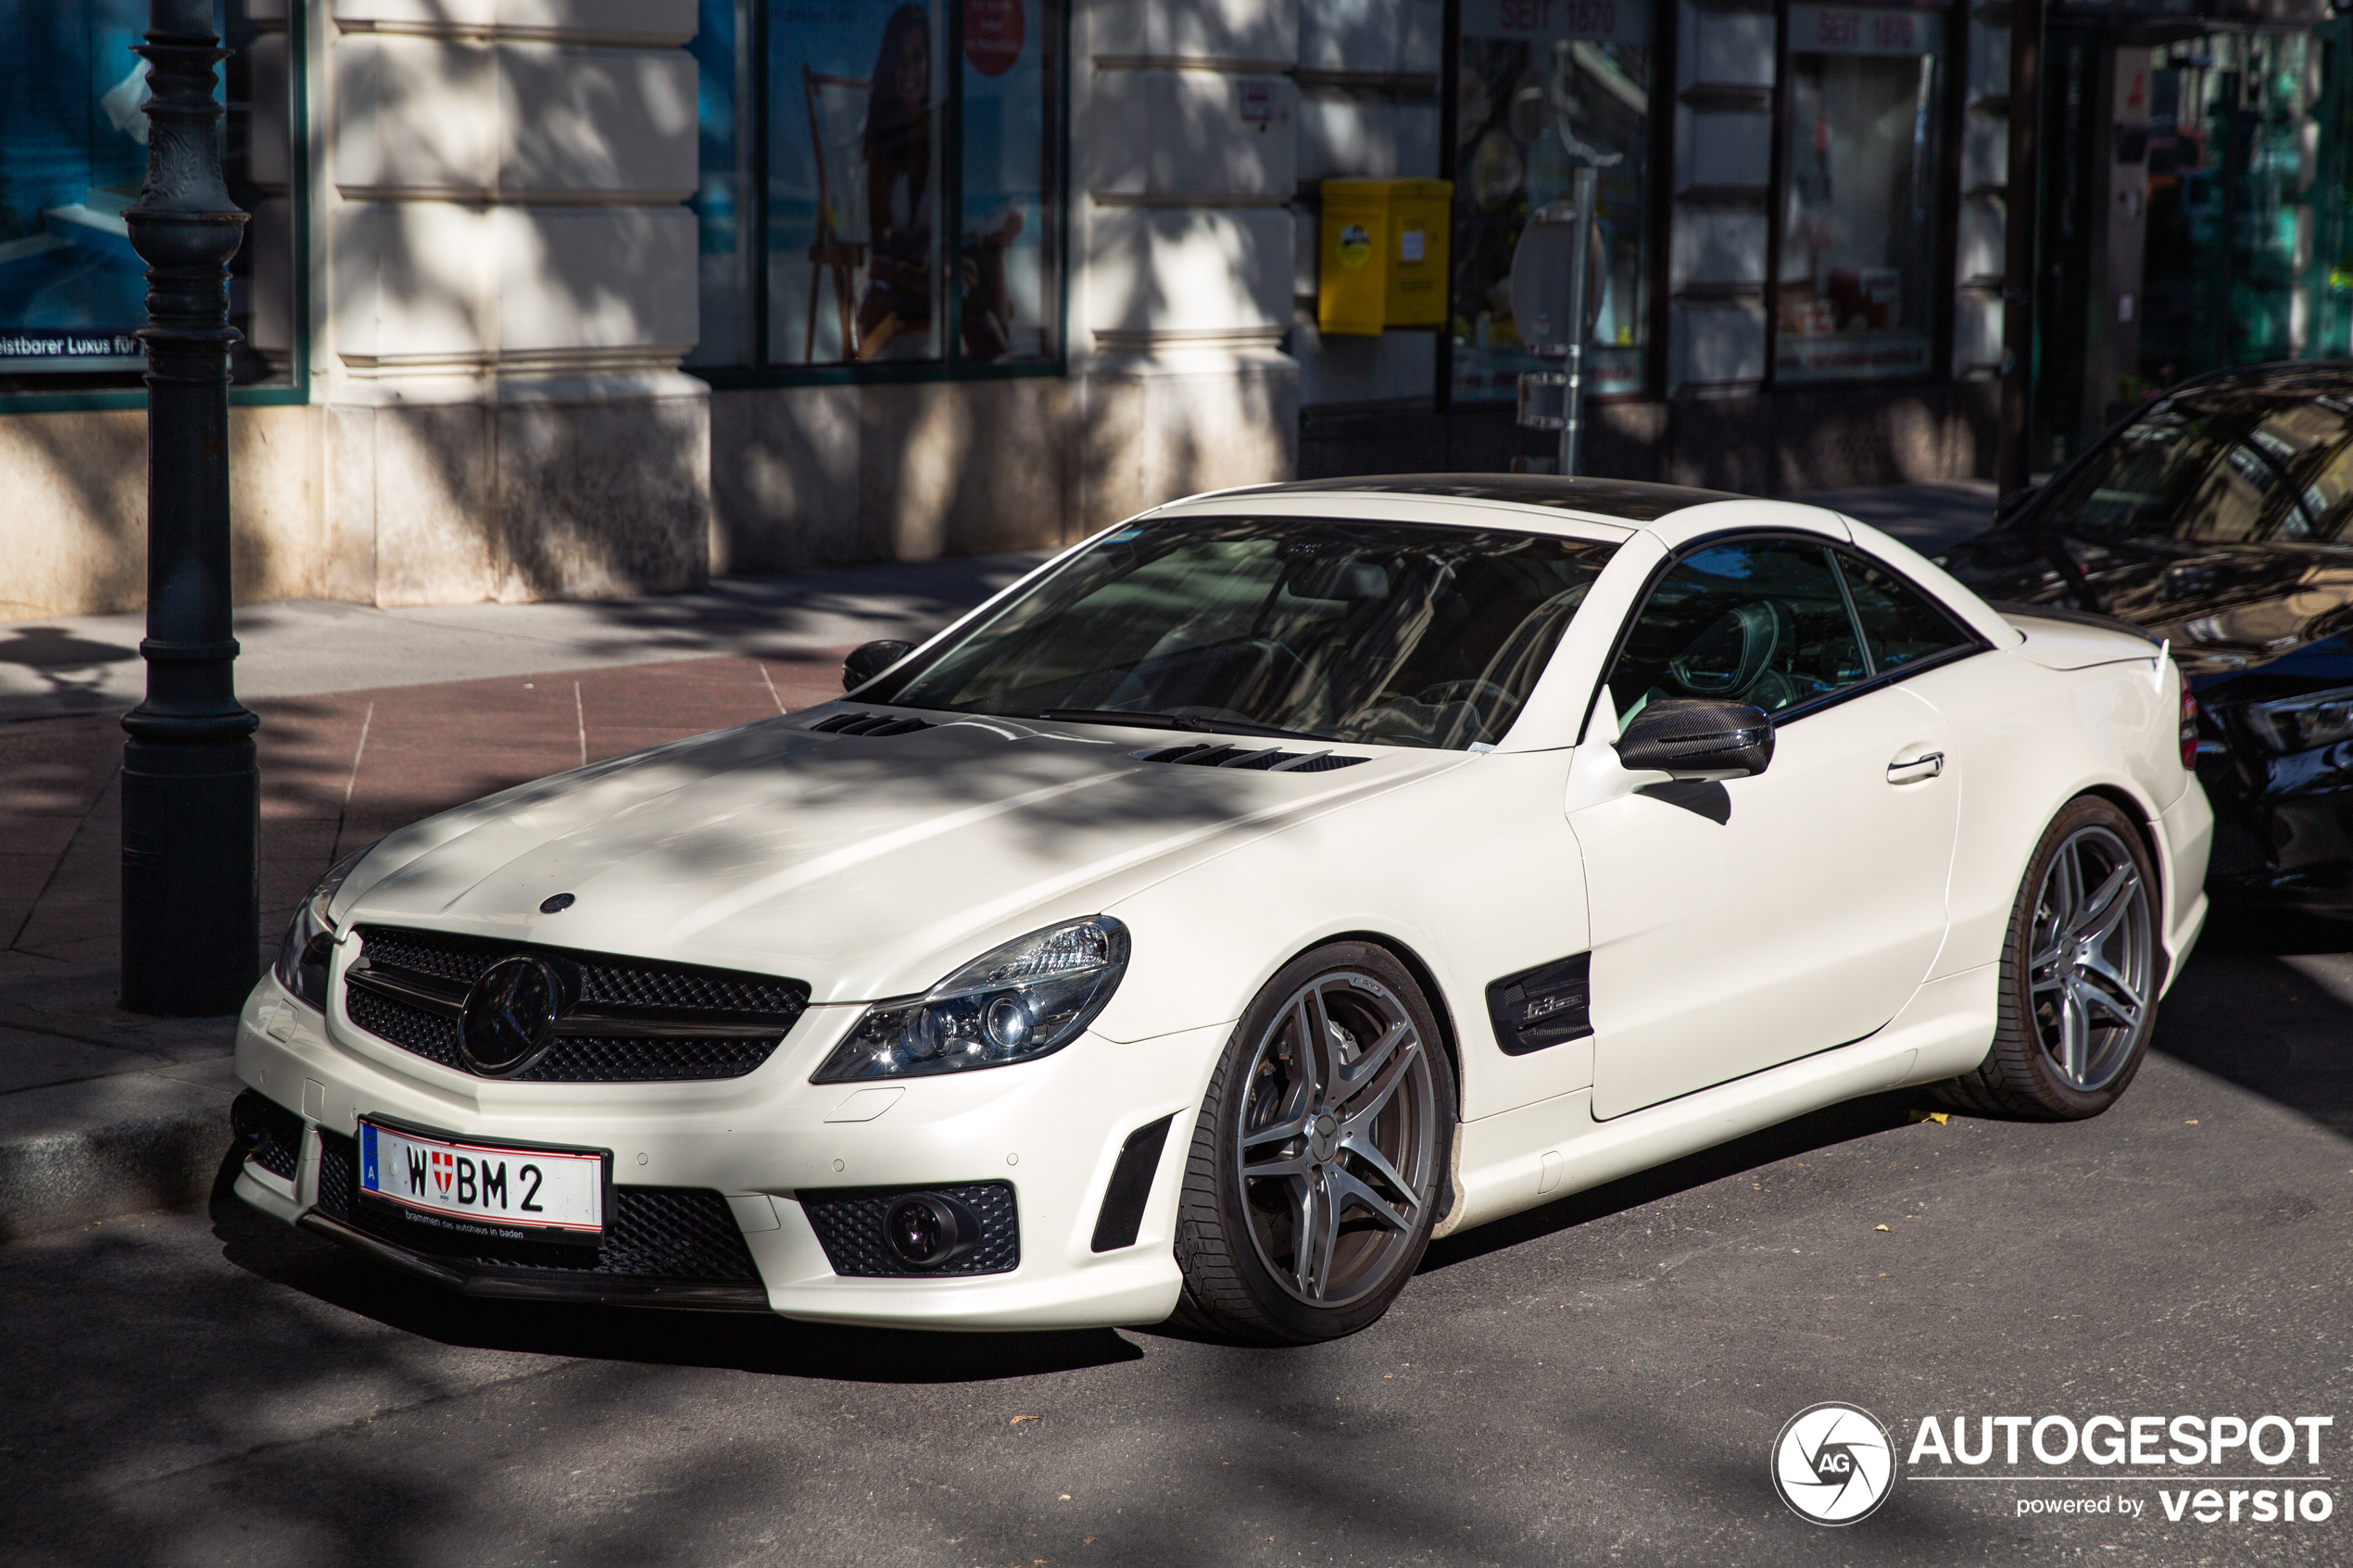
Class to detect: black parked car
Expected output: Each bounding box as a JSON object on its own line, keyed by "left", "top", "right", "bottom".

{"left": 1938, "top": 362, "right": 2353, "bottom": 918}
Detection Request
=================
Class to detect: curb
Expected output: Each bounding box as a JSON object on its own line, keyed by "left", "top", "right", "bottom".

{"left": 0, "top": 1061, "right": 238, "bottom": 1242}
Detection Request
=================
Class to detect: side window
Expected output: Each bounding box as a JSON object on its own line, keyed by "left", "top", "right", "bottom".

{"left": 1606, "top": 540, "right": 1868, "bottom": 721}
{"left": 1834, "top": 552, "right": 1975, "bottom": 673}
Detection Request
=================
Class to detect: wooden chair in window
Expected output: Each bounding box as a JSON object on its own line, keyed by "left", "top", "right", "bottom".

{"left": 803, "top": 68, "right": 870, "bottom": 361}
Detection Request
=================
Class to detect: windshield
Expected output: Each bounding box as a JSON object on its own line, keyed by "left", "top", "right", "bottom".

{"left": 865, "top": 516, "right": 1619, "bottom": 749}
{"left": 2034, "top": 391, "right": 2353, "bottom": 545}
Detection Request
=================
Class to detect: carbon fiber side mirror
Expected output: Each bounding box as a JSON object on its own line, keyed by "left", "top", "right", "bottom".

{"left": 1615, "top": 697, "right": 1774, "bottom": 779}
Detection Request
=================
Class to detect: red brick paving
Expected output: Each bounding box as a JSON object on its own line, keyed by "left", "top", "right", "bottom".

{"left": 0, "top": 650, "right": 852, "bottom": 974}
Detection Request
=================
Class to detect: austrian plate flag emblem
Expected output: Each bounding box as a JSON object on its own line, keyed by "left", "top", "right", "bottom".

{"left": 431, "top": 1148, "right": 454, "bottom": 1195}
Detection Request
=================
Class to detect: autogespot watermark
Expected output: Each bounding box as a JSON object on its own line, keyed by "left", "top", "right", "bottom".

{"left": 1772, "top": 1403, "right": 1900, "bottom": 1524}
{"left": 1773, "top": 1407, "right": 2337, "bottom": 1527}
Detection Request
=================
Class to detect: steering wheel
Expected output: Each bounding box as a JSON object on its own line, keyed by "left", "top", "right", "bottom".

{"left": 1667, "top": 600, "right": 1793, "bottom": 706}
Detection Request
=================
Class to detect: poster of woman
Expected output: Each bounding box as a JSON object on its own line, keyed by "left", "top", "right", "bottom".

{"left": 774, "top": 0, "right": 1052, "bottom": 366}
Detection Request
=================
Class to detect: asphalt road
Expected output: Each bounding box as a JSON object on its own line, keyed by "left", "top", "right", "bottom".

{"left": 6, "top": 918, "right": 2348, "bottom": 1568}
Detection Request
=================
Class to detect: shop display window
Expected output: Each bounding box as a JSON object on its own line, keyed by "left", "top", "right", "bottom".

{"left": 0, "top": 0, "right": 295, "bottom": 393}
{"left": 696, "top": 0, "right": 1063, "bottom": 376}
{"left": 1451, "top": 0, "right": 1658, "bottom": 404}
{"left": 1774, "top": 4, "right": 1945, "bottom": 383}
{"left": 2142, "top": 29, "right": 2352, "bottom": 377}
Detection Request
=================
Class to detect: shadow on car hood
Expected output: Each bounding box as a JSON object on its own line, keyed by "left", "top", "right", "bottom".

{"left": 338, "top": 713, "right": 1446, "bottom": 1003}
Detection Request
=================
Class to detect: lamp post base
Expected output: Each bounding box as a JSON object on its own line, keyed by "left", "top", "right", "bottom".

{"left": 120, "top": 736, "right": 258, "bottom": 1017}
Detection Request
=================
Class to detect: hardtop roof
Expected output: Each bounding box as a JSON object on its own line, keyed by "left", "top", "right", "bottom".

{"left": 1226, "top": 474, "right": 1743, "bottom": 523}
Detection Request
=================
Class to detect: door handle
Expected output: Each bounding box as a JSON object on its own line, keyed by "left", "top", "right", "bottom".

{"left": 1887, "top": 751, "right": 1944, "bottom": 784}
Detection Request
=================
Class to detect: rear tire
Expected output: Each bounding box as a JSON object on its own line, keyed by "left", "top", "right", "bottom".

{"left": 1938, "top": 797, "right": 2160, "bottom": 1120}
{"left": 1171, "top": 943, "right": 1455, "bottom": 1345}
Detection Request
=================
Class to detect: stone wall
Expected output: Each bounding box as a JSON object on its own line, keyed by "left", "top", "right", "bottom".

{"left": 313, "top": 0, "right": 711, "bottom": 607}
{"left": 0, "top": 405, "right": 320, "bottom": 621}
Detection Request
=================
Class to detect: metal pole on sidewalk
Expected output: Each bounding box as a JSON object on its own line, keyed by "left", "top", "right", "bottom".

{"left": 120, "top": 0, "right": 258, "bottom": 1016}
{"left": 1997, "top": 0, "right": 2045, "bottom": 498}
{"left": 1557, "top": 164, "right": 1597, "bottom": 479}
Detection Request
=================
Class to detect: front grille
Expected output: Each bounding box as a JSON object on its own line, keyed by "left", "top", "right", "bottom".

{"left": 510, "top": 1035, "right": 781, "bottom": 1083}
{"left": 347, "top": 985, "right": 462, "bottom": 1070}
{"left": 343, "top": 926, "right": 808, "bottom": 1084}
{"left": 1134, "top": 742, "right": 1368, "bottom": 771}
{"left": 352, "top": 927, "right": 499, "bottom": 988}
{"left": 798, "top": 1181, "right": 1021, "bottom": 1277}
{"left": 317, "top": 1131, "right": 761, "bottom": 1283}
{"left": 252, "top": 1096, "right": 306, "bottom": 1180}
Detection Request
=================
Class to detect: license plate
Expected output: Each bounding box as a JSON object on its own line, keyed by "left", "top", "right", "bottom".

{"left": 359, "top": 1120, "right": 605, "bottom": 1243}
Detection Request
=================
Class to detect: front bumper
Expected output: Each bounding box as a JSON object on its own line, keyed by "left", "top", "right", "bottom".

{"left": 233, "top": 972, "right": 1222, "bottom": 1329}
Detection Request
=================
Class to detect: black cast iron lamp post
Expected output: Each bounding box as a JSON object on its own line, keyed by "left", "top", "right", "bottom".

{"left": 120, "top": 0, "right": 258, "bottom": 1015}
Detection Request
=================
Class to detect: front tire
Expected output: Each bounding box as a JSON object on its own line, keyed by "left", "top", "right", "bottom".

{"left": 1172, "top": 943, "right": 1455, "bottom": 1344}
{"left": 1940, "top": 797, "right": 2160, "bottom": 1120}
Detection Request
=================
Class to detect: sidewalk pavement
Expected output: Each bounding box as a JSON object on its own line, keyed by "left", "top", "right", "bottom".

{"left": 0, "top": 481, "right": 1999, "bottom": 1241}
{"left": 0, "top": 551, "right": 1053, "bottom": 1241}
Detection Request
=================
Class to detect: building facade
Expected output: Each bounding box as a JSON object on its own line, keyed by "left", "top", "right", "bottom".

{"left": 0, "top": 0, "right": 2340, "bottom": 620}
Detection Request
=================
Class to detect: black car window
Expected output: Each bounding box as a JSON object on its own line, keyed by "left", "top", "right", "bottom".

{"left": 2296, "top": 441, "right": 2353, "bottom": 542}
{"left": 2181, "top": 398, "right": 2353, "bottom": 542}
{"left": 2039, "top": 393, "right": 2353, "bottom": 546}
{"left": 1606, "top": 540, "right": 1868, "bottom": 721}
{"left": 2179, "top": 442, "right": 2283, "bottom": 543}
{"left": 2033, "top": 402, "right": 2245, "bottom": 542}
{"left": 1835, "top": 552, "right": 1974, "bottom": 672}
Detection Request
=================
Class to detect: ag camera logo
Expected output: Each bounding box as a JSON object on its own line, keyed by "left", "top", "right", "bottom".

{"left": 1773, "top": 1402, "right": 1899, "bottom": 1524}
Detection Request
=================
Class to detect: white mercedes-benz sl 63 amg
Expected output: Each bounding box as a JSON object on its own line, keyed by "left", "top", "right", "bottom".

{"left": 230, "top": 476, "right": 2211, "bottom": 1344}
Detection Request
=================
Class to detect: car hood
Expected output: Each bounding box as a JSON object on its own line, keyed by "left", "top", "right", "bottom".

{"left": 333, "top": 712, "right": 1449, "bottom": 1004}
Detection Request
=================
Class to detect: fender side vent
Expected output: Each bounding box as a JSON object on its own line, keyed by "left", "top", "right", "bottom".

{"left": 1486, "top": 953, "right": 1592, "bottom": 1056}
{"left": 1134, "top": 743, "right": 1368, "bottom": 771}
{"left": 811, "top": 710, "right": 934, "bottom": 736}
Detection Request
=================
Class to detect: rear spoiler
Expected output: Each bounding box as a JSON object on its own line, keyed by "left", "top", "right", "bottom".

{"left": 1982, "top": 598, "right": 2163, "bottom": 646}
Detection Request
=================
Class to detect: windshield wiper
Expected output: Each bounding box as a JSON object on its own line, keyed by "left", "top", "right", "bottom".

{"left": 1032, "top": 709, "right": 1337, "bottom": 743}
{"left": 1033, "top": 708, "right": 1187, "bottom": 731}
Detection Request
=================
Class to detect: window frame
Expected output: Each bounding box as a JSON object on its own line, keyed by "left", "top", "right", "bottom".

{"left": 0, "top": 0, "right": 312, "bottom": 416}
{"left": 694, "top": 0, "right": 1073, "bottom": 391}
{"left": 1579, "top": 527, "right": 1990, "bottom": 741}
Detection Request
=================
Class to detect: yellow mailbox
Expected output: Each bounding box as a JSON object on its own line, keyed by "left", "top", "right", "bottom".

{"left": 1317, "top": 179, "right": 1453, "bottom": 336}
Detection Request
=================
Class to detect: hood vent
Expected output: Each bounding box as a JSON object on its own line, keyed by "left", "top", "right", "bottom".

{"left": 1135, "top": 742, "right": 1368, "bottom": 772}
{"left": 811, "top": 710, "right": 934, "bottom": 736}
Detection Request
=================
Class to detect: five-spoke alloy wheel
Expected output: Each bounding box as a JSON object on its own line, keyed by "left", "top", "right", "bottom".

{"left": 2024, "top": 820, "right": 2154, "bottom": 1093}
{"left": 1942, "top": 796, "right": 2161, "bottom": 1119}
{"left": 1174, "top": 943, "right": 1455, "bottom": 1343}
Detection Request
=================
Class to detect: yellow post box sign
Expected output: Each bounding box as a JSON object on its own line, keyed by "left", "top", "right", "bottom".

{"left": 1318, "top": 179, "right": 1453, "bottom": 335}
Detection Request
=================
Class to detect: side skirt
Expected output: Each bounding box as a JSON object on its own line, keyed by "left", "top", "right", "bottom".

{"left": 1443, "top": 963, "right": 1998, "bottom": 1236}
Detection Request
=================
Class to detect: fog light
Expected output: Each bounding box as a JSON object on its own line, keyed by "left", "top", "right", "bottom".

{"left": 230, "top": 1088, "right": 271, "bottom": 1147}
{"left": 884, "top": 1193, "right": 981, "bottom": 1270}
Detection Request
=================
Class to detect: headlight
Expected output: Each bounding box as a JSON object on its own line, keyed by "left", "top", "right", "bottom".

{"left": 271, "top": 842, "right": 375, "bottom": 1010}
{"left": 810, "top": 916, "right": 1130, "bottom": 1083}
{"left": 2244, "top": 685, "right": 2353, "bottom": 754}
